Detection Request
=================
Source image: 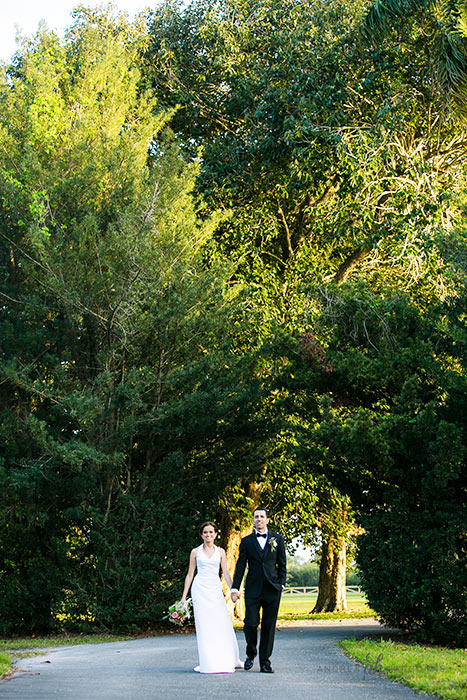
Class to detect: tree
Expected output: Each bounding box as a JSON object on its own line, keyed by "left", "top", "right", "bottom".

{"left": 363, "top": 0, "right": 467, "bottom": 116}
{"left": 0, "top": 7, "right": 263, "bottom": 633}
{"left": 301, "top": 283, "right": 467, "bottom": 643}
{"left": 144, "top": 0, "right": 467, "bottom": 614}
{"left": 146, "top": 0, "right": 467, "bottom": 294}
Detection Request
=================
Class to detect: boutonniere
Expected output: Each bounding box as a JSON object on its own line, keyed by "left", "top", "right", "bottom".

{"left": 268, "top": 536, "right": 278, "bottom": 552}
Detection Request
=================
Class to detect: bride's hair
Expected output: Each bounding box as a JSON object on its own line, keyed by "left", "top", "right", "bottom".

{"left": 199, "top": 521, "right": 218, "bottom": 536}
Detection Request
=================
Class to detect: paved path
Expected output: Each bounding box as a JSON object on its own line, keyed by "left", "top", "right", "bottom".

{"left": 0, "top": 621, "right": 427, "bottom": 700}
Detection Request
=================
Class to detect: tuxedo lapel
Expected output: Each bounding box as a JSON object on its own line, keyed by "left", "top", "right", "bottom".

{"left": 250, "top": 532, "right": 263, "bottom": 555}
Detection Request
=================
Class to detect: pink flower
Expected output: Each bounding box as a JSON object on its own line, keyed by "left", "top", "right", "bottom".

{"left": 171, "top": 612, "right": 180, "bottom": 619}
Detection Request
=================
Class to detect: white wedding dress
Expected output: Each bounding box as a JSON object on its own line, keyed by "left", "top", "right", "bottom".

{"left": 191, "top": 545, "right": 242, "bottom": 673}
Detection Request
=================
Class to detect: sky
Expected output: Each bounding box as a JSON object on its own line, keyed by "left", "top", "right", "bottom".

{"left": 0, "top": 0, "right": 158, "bottom": 64}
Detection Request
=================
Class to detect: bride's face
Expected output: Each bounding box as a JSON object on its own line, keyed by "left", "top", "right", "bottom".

{"left": 201, "top": 526, "right": 217, "bottom": 544}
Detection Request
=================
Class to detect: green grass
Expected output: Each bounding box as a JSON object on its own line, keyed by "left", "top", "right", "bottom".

{"left": 279, "top": 593, "right": 375, "bottom": 619}
{"left": 0, "top": 652, "right": 10, "bottom": 676}
{"left": 231, "top": 592, "right": 375, "bottom": 623}
{"left": 339, "top": 638, "right": 467, "bottom": 700}
{"left": 279, "top": 610, "right": 376, "bottom": 620}
{"left": 0, "top": 634, "right": 130, "bottom": 652}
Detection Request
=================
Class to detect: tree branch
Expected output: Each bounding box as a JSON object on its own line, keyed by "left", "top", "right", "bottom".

{"left": 277, "top": 201, "right": 294, "bottom": 257}
{"left": 333, "top": 245, "right": 372, "bottom": 285}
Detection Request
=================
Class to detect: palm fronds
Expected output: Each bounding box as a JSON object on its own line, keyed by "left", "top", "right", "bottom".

{"left": 457, "top": 1, "right": 467, "bottom": 36}
{"left": 436, "top": 30, "right": 467, "bottom": 115}
{"left": 361, "top": 0, "right": 467, "bottom": 119}
{"left": 361, "top": 0, "right": 434, "bottom": 40}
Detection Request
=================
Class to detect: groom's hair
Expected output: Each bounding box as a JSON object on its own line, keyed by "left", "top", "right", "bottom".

{"left": 253, "top": 507, "right": 269, "bottom": 517}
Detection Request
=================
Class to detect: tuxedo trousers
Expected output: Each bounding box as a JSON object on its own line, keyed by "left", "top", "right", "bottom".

{"left": 244, "top": 580, "right": 281, "bottom": 664}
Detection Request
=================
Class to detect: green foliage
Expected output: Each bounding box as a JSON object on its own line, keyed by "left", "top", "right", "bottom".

{"left": 286, "top": 562, "right": 320, "bottom": 587}
{"left": 0, "top": 8, "right": 262, "bottom": 634}
{"left": 301, "top": 283, "right": 467, "bottom": 644}
{"left": 362, "top": 0, "right": 467, "bottom": 118}
{"left": 145, "top": 1, "right": 467, "bottom": 628}
{"left": 145, "top": 0, "right": 467, "bottom": 301}
{"left": 1, "top": 0, "right": 466, "bottom": 644}
{"left": 285, "top": 561, "right": 360, "bottom": 587}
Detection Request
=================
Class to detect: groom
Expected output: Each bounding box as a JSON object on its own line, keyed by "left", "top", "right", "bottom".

{"left": 231, "top": 508, "right": 287, "bottom": 673}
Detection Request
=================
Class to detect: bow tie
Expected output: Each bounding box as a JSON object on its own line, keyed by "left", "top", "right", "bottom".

{"left": 256, "top": 532, "right": 267, "bottom": 538}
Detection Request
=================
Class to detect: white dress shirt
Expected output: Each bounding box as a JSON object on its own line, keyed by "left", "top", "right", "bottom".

{"left": 255, "top": 529, "right": 268, "bottom": 549}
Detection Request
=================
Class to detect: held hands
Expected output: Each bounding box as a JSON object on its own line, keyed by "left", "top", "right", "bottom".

{"left": 230, "top": 591, "right": 240, "bottom": 603}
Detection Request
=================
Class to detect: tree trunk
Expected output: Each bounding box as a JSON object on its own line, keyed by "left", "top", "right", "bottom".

{"left": 312, "top": 533, "right": 347, "bottom": 612}
{"left": 219, "top": 522, "right": 249, "bottom": 621}
{"left": 218, "top": 481, "right": 264, "bottom": 622}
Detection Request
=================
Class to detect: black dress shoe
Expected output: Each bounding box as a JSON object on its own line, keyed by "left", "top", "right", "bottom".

{"left": 260, "top": 662, "right": 274, "bottom": 673}
{"left": 244, "top": 657, "right": 254, "bottom": 671}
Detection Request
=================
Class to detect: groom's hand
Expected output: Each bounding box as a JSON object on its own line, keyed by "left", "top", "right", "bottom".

{"left": 230, "top": 591, "right": 240, "bottom": 603}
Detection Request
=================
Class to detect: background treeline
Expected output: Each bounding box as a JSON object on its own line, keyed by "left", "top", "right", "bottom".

{"left": 0, "top": 0, "right": 466, "bottom": 644}
{"left": 286, "top": 561, "right": 360, "bottom": 588}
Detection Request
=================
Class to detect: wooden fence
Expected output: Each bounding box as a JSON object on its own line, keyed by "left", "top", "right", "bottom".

{"left": 282, "top": 585, "right": 362, "bottom": 595}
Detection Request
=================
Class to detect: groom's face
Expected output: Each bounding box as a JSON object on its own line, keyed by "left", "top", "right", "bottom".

{"left": 253, "top": 510, "right": 269, "bottom": 533}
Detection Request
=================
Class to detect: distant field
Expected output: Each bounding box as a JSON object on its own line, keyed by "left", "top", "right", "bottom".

{"left": 279, "top": 592, "right": 371, "bottom": 615}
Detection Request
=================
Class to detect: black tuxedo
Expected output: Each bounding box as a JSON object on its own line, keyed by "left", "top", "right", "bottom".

{"left": 232, "top": 531, "right": 287, "bottom": 665}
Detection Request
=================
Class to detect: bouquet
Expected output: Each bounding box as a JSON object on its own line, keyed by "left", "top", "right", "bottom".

{"left": 164, "top": 598, "right": 193, "bottom": 627}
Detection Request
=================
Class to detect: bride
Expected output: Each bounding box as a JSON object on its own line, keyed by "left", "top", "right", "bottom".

{"left": 181, "top": 521, "right": 243, "bottom": 673}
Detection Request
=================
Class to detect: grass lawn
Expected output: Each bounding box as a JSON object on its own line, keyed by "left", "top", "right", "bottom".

{"left": 0, "top": 652, "right": 10, "bottom": 676}
{"left": 0, "top": 634, "right": 130, "bottom": 653}
{"left": 279, "top": 593, "right": 375, "bottom": 619}
{"left": 339, "top": 638, "right": 467, "bottom": 700}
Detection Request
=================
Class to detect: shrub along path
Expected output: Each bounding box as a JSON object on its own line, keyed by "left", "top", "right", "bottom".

{"left": 0, "top": 621, "right": 433, "bottom": 700}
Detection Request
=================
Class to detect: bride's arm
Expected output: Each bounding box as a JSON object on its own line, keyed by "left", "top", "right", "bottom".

{"left": 219, "top": 548, "right": 233, "bottom": 588}
{"left": 181, "top": 549, "right": 197, "bottom": 602}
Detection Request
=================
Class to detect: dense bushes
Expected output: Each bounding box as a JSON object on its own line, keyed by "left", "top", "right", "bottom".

{"left": 0, "top": 13, "right": 262, "bottom": 634}
{"left": 309, "top": 287, "right": 467, "bottom": 644}
{"left": 356, "top": 377, "right": 467, "bottom": 644}
{"left": 358, "top": 509, "right": 466, "bottom": 645}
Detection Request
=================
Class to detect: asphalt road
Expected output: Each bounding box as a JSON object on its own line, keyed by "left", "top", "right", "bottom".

{"left": 0, "top": 621, "right": 429, "bottom": 700}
